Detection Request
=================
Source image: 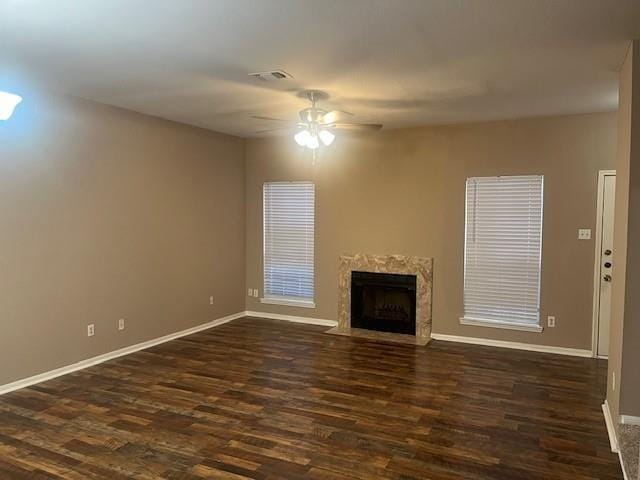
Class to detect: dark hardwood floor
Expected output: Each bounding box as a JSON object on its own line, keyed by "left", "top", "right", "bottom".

{"left": 0, "top": 317, "right": 621, "bottom": 479}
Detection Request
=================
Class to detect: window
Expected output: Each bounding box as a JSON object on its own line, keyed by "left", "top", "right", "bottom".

{"left": 262, "top": 182, "right": 315, "bottom": 308}
{"left": 462, "top": 175, "right": 544, "bottom": 332}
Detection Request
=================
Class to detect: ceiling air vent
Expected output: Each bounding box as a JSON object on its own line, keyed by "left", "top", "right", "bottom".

{"left": 249, "top": 70, "right": 293, "bottom": 81}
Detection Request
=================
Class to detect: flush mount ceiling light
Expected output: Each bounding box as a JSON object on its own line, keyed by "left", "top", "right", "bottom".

{"left": 0, "top": 91, "right": 23, "bottom": 120}
{"left": 253, "top": 90, "right": 382, "bottom": 163}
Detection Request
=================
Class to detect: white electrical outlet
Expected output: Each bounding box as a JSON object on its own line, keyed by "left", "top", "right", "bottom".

{"left": 209, "top": 296, "right": 214, "bottom": 305}
{"left": 578, "top": 229, "right": 592, "bottom": 240}
{"left": 253, "top": 289, "right": 259, "bottom": 297}
{"left": 248, "top": 288, "right": 253, "bottom": 297}
{"left": 118, "top": 318, "right": 125, "bottom": 331}
{"left": 87, "top": 324, "right": 95, "bottom": 337}
{"left": 547, "top": 316, "right": 556, "bottom": 327}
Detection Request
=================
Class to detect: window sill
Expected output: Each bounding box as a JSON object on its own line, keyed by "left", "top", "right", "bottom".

{"left": 261, "top": 297, "right": 316, "bottom": 309}
{"left": 460, "top": 317, "right": 543, "bottom": 333}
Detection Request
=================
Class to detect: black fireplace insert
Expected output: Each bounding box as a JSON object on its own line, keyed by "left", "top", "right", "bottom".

{"left": 350, "top": 271, "right": 417, "bottom": 335}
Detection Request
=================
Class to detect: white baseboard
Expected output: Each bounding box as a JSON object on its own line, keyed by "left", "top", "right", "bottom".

{"left": 603, "top": 401, "right": 633, "bottom": 480}
{"left": 621, "top": 414, "right": 640, "bottom": 426}
{"left": 620, "top": 455, "right": 630, "bottom": 480}
{"left": 245, "top": 310, "right": 338, "bottom": 327}
{"left": 430, "top": 333, "right": 593, "bottom": 358}
{"left": 0, "top": 311, "right": 246, "bottom": 396}
{"left": 605, "top": 400, "right": 631, "bottom": 480}
{"left": 603, "top": 400, "right": 620, "bottom": 453}
{"left": 0, "top": 311, "right": 337, "bottom": 396}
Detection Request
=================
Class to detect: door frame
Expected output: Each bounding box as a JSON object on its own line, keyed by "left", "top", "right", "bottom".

{"left": 591, "top": 169, "right": 616, "bottom": 358}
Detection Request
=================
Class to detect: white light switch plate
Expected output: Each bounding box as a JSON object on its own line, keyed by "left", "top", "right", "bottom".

{"left": 578, "top": 229, "right": 591, "bottom": 240}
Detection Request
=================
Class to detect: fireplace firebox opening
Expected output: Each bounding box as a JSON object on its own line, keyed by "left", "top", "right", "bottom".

{"left": 350, "top": 271, "right": 417, "bottom": 335}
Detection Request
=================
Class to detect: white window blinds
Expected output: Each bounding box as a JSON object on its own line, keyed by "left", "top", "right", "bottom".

{"left": 263, "top": 182, "right": 315, "bottom": 304}
{"left": 463, "top": 175, "right": 544, "bottom": 329}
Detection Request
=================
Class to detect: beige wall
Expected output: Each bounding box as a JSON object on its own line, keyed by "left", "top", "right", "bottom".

{"left": 0, "top": 92, "right": 246, "bottom": 386}
{"left": 608, "top": 43, "right": 633, "bottom": 427}
{"left": 620, "top": 40, "right": 640, "bottom": 418}
{"left": 0, "top": 90, "right": 621, "bottom": 388}
{"left": 608, "top": 39, "right": 640, "bottom": 422}
{"left": 246, "top": 113, "right": 616, "bottom": 349}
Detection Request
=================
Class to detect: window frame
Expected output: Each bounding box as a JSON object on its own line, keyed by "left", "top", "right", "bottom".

{"left": 261, "top": 181, "right": 316, "bottom": 309}
{"left": 461, "top": 175, "right": 544, "bottom": 333}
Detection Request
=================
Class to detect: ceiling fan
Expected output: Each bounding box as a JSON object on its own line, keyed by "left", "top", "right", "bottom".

{"left": 253, "top": 90, "right": 382, "bottom": 160}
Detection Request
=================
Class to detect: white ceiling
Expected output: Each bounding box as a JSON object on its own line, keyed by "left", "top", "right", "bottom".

{"left": 1, "top": 0, "right": 639, "bottom": 136}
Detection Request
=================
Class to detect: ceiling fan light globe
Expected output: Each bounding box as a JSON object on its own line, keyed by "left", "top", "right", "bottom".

{"left": 294, "top": 129, "right": 311, "bottom": 146}
{"left": 319, "top": 129, "right": 335, "bottom": 146}
{"left": 0, "top": 91, "right": 22, "bottom": 121}
{"left": 306, "top": 134, "right": 320, "bottom": 149}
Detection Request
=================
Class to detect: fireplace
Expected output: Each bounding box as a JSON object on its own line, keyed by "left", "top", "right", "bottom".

{"left": 350, "top": 271, "right": 417, "bottom": 335}
{"left": 330, "top": 253, "right": 432, "bottom": 346}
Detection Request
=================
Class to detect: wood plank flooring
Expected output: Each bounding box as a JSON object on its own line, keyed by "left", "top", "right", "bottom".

{"left": 0, "top": 317, "right": 622, "bottom": 479}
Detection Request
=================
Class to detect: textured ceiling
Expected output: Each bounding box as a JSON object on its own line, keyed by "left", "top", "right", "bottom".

{"left": 1, "top": 0, "right": 639, "bottom": 136}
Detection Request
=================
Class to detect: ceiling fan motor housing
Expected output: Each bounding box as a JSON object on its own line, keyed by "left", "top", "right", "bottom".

{"left": 299, "top": 108, "right": 327, "bottom": 124}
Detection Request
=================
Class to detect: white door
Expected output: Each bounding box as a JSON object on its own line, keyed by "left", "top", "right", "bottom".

{"left": 596, "top": 173, "right": 616, "bottom": 357}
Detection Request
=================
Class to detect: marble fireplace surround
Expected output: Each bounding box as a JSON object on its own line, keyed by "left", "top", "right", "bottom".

{"left": 327, "top": 253, "right": 433, "bottom": 346}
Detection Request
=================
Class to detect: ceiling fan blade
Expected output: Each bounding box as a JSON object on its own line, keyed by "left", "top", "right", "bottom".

{"left": 331, "top": 123, "right": 383, "bottom": 132}
{"left": 253, "top": 127, "right": 296, "bottom": 134}
{"left": 320, "top": 110, "right": 353, "bottom": 124}
{"left": 252, "top": 115, "right": 297, "bottom": 124}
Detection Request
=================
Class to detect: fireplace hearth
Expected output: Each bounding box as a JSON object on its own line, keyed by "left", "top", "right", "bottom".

{"left": 351, "top": 271, "right": 417, "bottom": 335}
